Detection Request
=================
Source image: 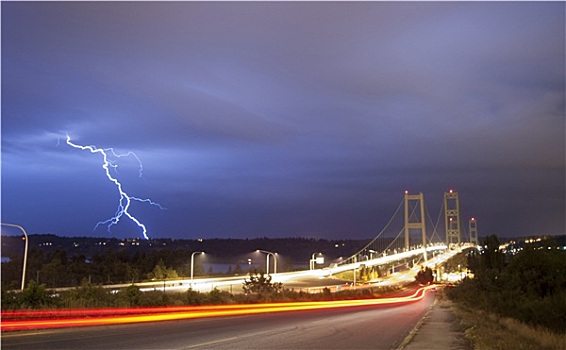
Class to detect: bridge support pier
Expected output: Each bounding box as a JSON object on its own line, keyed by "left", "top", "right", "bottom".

{"left": 404, "top": 191, "right": 427, "bottom": 261}
{"left": 444, "top": 190, "right": 461, "bottom": 245}
{"left": 469, "top": 218, "right": 478, "bottom": 245}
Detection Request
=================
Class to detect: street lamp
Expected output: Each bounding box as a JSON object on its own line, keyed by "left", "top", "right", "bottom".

{"left": 368, "top": 249, "right": 377, "bottom": 260}
{"left": 310, "top": 253, "right": 324, "bottom": 270}
{"left": 1, "top": 222, "right": 29, "bottom": 290}
{"left": 190, "top": 251, "right": 204, "bottom": 282}
{"left": 256, "top": 250, "right": 277, "bottom": 274}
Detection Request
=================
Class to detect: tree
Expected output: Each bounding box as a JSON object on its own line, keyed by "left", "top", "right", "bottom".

{"left": 448, "top": 242, "right": 566, "bottom": 333}
{"left": 415, "top": 266, "right": 434, "bottom": 285}
{"left": 481, "top": 235, "right": 505, "bottom": 271}
{"left": 242, "top": 269, "right": 282, "bottom": 295}
{"left": 148, "top": 259, "right": 167, "bottom": 280}
{"left": 21, "top": 280, "right": 53, "bottom": 309}
{"left": 41, "top": 255, "right": 67, "bottom": 287}
{"left": 148, "top": 259, "right": 178, "bottom": 280}
{"left": 504, "top": 248, "right": 566, "bottom": 299}
{"left": 124, "top": 285, "right": 142, "bottom": 307}
{"left": 165, "top": 266, "right": 178, "bottom": 279}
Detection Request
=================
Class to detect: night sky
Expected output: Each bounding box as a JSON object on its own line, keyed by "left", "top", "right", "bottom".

{"left": 2, "top": 2, "right": 564, "bottom": 240}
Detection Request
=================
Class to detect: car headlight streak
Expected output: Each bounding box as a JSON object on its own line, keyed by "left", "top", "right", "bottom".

{"left": 1, "top": 285, "right": 437, "bottom": 331}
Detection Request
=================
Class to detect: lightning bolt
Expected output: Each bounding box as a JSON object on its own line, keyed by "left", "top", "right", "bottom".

{"left": 66, "top": 135, "right": 165, "bottom": 240}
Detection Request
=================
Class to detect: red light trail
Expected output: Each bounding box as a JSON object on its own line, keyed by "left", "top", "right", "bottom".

{"left": 1, "top": 285, "right": 436, "bottom": 332}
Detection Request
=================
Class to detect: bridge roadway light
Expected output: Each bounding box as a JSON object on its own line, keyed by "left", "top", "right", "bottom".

{"left": 191, "top": 251, "right": 205, "bottom": 282}
{"left": 256, "top": 250, "right": 277, "bottom": 274}
{"left": 368, "top": 249, "right": 377, "bottom": 260}
{"left": 1, "top": 223, "right": 28, "bottom": 291}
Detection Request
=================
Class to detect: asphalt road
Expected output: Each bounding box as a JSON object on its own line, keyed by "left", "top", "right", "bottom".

{"left": 1, "top": 292, "right": 435, "bottom": 350}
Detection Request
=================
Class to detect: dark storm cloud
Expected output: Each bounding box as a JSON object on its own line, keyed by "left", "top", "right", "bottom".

{"left": 2, "top": 2, "right": 564, "bottom": 239}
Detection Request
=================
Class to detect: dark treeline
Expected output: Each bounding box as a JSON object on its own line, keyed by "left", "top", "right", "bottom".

{"left": 447, "top": 235, "right": 566, "bottom": 334}
{"left": 1, "top": 235, "right": 369, "bottom": 289}
{"left": 1, "top": 234, "right": 368, "bottom": 260}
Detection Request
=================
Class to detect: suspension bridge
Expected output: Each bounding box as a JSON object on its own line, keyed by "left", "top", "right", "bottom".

{"left": 35, "top": 189, "right": 478, "bottom": 294}
{"left": 338, "top": 189, "right": 478, "bottom": 266}
{"left": 300, "top": 189, "right": 478, "bottom": 288}
{"left": 134, "top": 189, "right": 479, "bottom": 293}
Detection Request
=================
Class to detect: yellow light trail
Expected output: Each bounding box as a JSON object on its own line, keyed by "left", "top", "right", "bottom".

{"left": 1, "top": 285, "right": 437, "bottom": 332}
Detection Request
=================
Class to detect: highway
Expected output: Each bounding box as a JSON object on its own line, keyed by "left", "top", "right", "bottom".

{"left": 96, "top": 245, "right": 455, "bottom": 294}
{"left": 2, "top": 290, "right": 435, "bottom": 349}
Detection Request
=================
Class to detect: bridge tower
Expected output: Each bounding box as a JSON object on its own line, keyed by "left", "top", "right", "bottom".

{"left": 444, "top": 190, "right": 461, "bottom": 245}
{"left": 404, "top": 191, "right": 427, "bottom": 261}
{"left": 469, "top": 217, "right": 479, "bottom": 245}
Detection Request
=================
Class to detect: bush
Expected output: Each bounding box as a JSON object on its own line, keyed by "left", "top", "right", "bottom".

{"left": 447, "top": 241, "right": 566, "bottom": 334}
{"left": 122, "top": 285, "right": 143, "bottom": 307}
{"left": 6, "top": 280, "right": 60, "bottom": 309}
{"left": 21, "top": 281, "right": 51, "bottom": 308}
{"left": 415, "top": 266, "right": 433, "bottom": 285}
{"left": 242, "top": 269, "right": 283, "bottom": 296}
{"left": 64, "top": 281, "right": 113, "bottom": 308}
{"left": 207, "top": 288, "right": 234, "bottom": 304}
{"left": 185, "top": 289, "right": 208, "bottom": 305}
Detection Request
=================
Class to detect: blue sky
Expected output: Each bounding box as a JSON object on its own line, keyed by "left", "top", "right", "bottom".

{"left": 2, "top": 2, "right": 564, "bottom": 240}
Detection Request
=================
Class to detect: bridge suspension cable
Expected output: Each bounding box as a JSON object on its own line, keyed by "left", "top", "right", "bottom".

{"left": 425, "top": 199, "right": 444, "bottom": 244}
{"left": 339, "top": 191, "right": 450, "bottom": 266}
{"left": 338, "top": 197, "right": 404, "bottom": 265}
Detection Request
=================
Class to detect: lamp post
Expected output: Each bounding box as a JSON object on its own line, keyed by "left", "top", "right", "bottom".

{"left": 310, "top": 252, "right": 324, "bottom": 270}
{"left": 1, "top": 223, "right": 28, "bottom": 290}
{"left": 310, "top": 253, "right": 317, "bottom": 270}
{"left": 190, "top": 251, "right": 204, "bottom": 282}
{"left": 256, "top": 250, "right": 277, "bottom": 274}
{"left": 368, "top": 249, "right": 376, "bottom": 260}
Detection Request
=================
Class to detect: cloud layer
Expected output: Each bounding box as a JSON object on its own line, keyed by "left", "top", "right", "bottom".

{"left": 2, "top": 2, "right": 564, "bottom": 239}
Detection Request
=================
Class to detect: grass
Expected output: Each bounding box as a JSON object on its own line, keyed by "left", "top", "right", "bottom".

{"left": 437, "top": 288, "right": 566, "bottom": 350}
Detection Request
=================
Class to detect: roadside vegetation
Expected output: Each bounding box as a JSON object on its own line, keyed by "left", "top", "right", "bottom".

{"left": 446, "top": 235, "right": 566, "bottom": 349}
{"left": 0, "top": 235, "right": 369, "bottom": 289}
{"left": 1, "top": 269, "right": 405, "bottom": 311}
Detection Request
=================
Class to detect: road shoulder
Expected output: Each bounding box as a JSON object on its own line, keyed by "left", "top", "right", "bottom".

{"left": 398, "top": 292, "right": 472, "bottom": 350}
